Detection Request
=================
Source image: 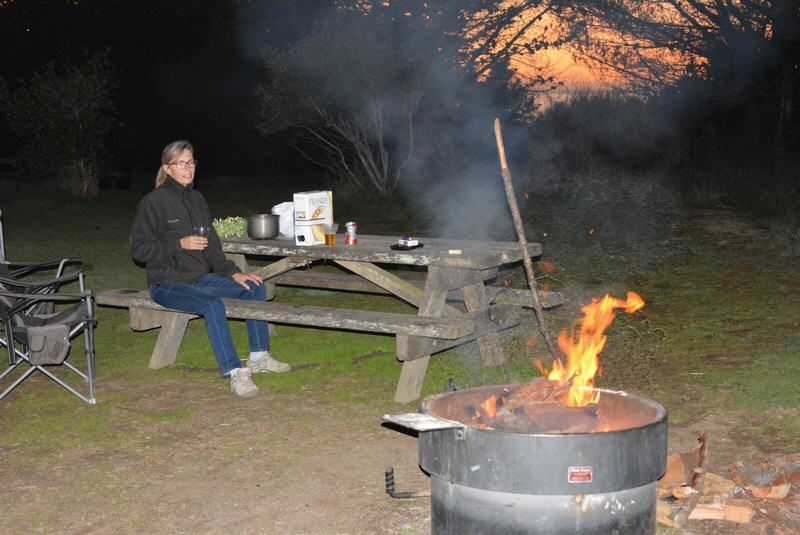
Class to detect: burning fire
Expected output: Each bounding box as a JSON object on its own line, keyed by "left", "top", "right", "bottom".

{"left": 540, "top": 292, "right": 645, "bottom": 407}
{"left": 480, "top": 395, "right": 499, "bottom": 419}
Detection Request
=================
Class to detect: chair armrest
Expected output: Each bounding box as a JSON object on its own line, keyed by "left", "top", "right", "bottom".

{"left": 5, "top": 258, "right": 82, "bottom": 278}
{"left": 0, "top": 270, "right": 82, "bottom": 292}
{"left": 0, "top": 289, "right": 92, "bottom": 301}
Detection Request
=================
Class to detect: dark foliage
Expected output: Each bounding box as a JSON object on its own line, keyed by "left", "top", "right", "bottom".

{"left": 5, "top": 50, "right": 118, "bottom": 198}
{"left": 0, "top": 0, "right": 319, "bottom": 174}
{"left": 555, "top": 0, "right": 800, "bottom": 214}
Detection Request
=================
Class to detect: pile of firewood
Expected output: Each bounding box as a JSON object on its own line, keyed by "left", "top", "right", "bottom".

{"left": 657, "top": 433, "right": 800, "bottom": 532}
{"left": 472, "top": 378, "right": 600, "bottom": 434}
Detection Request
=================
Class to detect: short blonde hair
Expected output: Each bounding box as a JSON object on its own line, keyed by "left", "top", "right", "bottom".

{"left": 155, "top": 140, "right": 194, "bottom": 187}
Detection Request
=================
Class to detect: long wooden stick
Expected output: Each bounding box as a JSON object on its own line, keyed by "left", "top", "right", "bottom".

{"left": 493, "top": 118, "right": 560, "bottom": 363}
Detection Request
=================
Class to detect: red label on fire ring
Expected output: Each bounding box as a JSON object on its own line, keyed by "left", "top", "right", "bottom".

{"left": 568, "top": 466, "right": 593, "bottom": 483}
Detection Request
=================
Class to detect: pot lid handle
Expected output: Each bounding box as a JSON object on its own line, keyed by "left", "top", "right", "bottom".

{"left": 382, "top": 412, "right": 464, "bottom": 432}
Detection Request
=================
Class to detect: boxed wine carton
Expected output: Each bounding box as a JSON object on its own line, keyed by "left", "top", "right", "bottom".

{"left": 293, "top": 190, "right": 333, "bottom": 245}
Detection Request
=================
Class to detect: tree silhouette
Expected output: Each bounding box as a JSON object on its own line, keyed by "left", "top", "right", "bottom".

{"left": 561, "top": 0, "right": 799, "bottom": 153}
{"left": 256, "top": 0, "right": 565, "bottom": 193}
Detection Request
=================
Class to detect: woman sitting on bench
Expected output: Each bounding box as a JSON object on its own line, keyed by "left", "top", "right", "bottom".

{"left": 130, "top": 140, "right": 291, "bottom": 398}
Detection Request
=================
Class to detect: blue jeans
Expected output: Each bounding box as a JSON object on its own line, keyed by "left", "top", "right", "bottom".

{"left": 149, "top": 273, "right": 270, "bottom": 377}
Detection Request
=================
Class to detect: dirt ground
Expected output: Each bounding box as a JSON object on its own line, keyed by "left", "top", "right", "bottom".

{"left": 1, "top": 208, "right": 797, "bottom": 534}
{"left": 2, "top": 372, "right": 797, "bottom": 534}
{"left": 1, "top": 374, "right": 433, "bottom": 534}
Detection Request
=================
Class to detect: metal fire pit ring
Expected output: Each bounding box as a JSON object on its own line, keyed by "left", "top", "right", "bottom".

{"left": 419, "top": 385, "right": 667, "bottom": 495}
{"left": 385, "top": 383, "right": 668, "bottom": 535}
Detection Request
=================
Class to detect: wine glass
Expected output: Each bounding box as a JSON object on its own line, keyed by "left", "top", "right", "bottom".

{"left": 193, "top": 226, "right": 211, "bottom": 238}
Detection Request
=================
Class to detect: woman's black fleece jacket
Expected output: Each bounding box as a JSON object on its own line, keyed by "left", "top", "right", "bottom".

{"left": 130, "top": 176, "right": 238, "bottom": 285}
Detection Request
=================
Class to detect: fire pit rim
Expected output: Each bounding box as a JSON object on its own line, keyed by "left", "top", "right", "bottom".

{"left": 420, "top": 383, "right": 667, "bottom": 436}
{"left": 413, "top": 382, "right": 669, "bottom": 496}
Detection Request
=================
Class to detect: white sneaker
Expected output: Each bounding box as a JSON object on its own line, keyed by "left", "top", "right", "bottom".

{"left": 247, "top": 351, "right": 291, "bottom": 374}
{"left": 230, "top": 368, "right": 259, "bottom": 398}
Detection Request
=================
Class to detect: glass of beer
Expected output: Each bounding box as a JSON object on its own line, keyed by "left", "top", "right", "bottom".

{"left": 323, "top": 223, "right": 339, "bottom": 246}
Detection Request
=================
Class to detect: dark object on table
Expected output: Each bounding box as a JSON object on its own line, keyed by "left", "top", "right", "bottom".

{"left": 390, "top": 243, "right": 424, "bottom": 251}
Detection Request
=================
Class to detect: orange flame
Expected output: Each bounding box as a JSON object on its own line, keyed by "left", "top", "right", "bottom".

{"left": 545, "top": 291, "right": 645, "bottom": 407}
{"left": 481, "top": 395, "right": 499, "bottom": 418}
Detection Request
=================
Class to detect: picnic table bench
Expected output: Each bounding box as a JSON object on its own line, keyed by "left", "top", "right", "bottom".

{"left": 97, "top": 234, "right": 562, "bottom": 402}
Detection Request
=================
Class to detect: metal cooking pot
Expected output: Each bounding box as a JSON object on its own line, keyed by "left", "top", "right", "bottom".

{"left": 247, "top": 213, "right": 280, "bottom": 239}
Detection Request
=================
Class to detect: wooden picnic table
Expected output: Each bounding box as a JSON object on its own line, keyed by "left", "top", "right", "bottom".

{"left": 221, "top": 234, "right": 548, "bottom": 403}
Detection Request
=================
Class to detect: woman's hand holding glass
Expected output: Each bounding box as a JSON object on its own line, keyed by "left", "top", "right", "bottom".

{"left": 181, "top": 235, "right": 207, "bottom": 250}
{"left": 181, "top": 226, "right": 210, "bottom": 251}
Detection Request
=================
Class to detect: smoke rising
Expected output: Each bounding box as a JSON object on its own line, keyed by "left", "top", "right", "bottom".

{"left": 236, "top": 2, "right": 690, "bottom": 265}
{"left": 236, "top": 2, "right": 540, "bottom": 241}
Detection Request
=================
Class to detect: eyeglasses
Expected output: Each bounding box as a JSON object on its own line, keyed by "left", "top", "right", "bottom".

{"left": 168, "top": 160, "right": 198, "bottom": 170}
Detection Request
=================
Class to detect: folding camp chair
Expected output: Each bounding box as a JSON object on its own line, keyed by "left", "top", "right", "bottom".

{"left": 0, "top": 208, "right": 97, "bottom": 404}
{"left": 0, "top": 269, "right": 97, "bottom": 404}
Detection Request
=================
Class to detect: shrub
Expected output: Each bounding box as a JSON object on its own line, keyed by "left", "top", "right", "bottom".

{"left": 5, "top": 50, "right": 118, "bottom": 198}
{"left": 767, "top": 215, "right": 800, "bottom": 259}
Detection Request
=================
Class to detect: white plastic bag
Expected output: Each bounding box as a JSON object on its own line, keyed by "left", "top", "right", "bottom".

{"left": 271, "top": 201, "right": 295, "bottom": 237}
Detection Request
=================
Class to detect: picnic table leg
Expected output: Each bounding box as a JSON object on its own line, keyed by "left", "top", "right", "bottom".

{"left": 335, "top": 259, "right": 462, "bottom": 316}
{"left": 225, "top": 253, "right": 248, "bottom": 272}
{"left": 149, "top": 312, "right": 190, "bottom": 369}
{"left": 226, "top": 253, "right": 281, "bottom": 336}
{"left": 336, "top": 260, "right": 422, "bottom": 305}
{"left": 461, "top": 282, "right": 506, "bottom": 366}
{"left": 395, "top": 357, "right": 432, "bottom": 404}
{"left": 394, "top": 266, "right": 449, "bottom": 403}
{"left": 129, "top": 307, "right": 167, "bottom": 331}
{"left": 251, "top": 257, "right": 313, "bottom": 339}
{"left": 226, "top": 252, "right": 277, "bottom": 300}
{"left": 251, "top": 256, "right": 313, "bottom": 303}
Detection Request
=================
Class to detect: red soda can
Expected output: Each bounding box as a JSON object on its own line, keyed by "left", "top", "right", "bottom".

{"left": 344, "top": 221, "right": 358, "bottom": 245}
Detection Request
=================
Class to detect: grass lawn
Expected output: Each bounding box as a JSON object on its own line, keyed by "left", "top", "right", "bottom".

{"left": 1, "top": 180, "right": 798, "bottom": 533}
